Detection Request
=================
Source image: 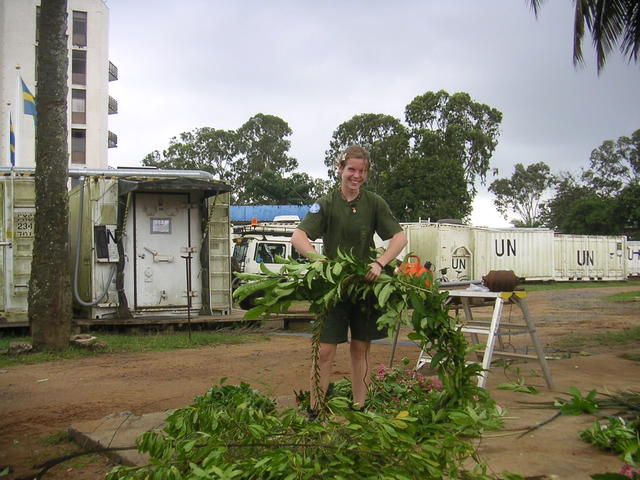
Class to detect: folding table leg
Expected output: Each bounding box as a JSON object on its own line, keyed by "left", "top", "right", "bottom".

{"left": 512, "top": 296, "right": 554, "bottom": 389}
{"left": 475, "top": 296, "right": 504, "bottom": 388}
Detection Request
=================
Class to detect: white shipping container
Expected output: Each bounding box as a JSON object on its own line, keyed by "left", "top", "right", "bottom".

{"left": 0, "top": 173, "right": 36, "bottom": 323}
{"left": 0, "top": 168, "right": 233, "bottom": 325}
{"left": 473, "top": 228, "right": 555, "bottom": 281}
{"left": 627, "top": 241, "right": 640, "bottom": 277}
{"left": 68, "top": 173, "right": 233, "bottom": 320}
{"left": 554, "top": 234, "right": 626, "bottom": 281}
{"left": 404, "top": 222, "right": 474, "bottom": 281}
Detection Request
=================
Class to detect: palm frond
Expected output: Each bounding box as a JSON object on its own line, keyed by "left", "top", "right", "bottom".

{"left": 620, "top": 0, "right": 640, "bottom": 63}
{"left": 590, "top": 0, "right": 628, "bottom": 72}
{"left": 526, "top": 0, "right": 546, "bottom": 17}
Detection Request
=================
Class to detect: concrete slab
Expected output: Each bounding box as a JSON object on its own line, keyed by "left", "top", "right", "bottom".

{"left": 68, "top": 410, "right": 172, "bottom": 466}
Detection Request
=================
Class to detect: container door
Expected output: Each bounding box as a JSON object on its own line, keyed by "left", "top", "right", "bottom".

{"left": 133, "top": 192, "right": 200, "bottom": 310}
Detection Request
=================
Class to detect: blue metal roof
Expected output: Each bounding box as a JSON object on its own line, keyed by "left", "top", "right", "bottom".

{"left": 230, "top": 205, "right": 311, "bottom": 222}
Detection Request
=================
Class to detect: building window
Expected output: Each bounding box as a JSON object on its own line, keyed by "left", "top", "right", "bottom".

{"left": 72, "top": 50, "right": 86, "bottom": 85}
{"left": 72, "top": 11, "right": 87, "bottom": 46}
{"left": 71, "top": 129, "right": 86, "bottom": 164}
{"left": 72, "top": 89, "right": 86, "bottom": 124}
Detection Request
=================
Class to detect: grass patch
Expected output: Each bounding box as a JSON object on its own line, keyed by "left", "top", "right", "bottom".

{"left": 523, "top": 281, "right": 632, "bottom": 292}
{"left": 0, "top": 330, "right": 270, "bottom": 368}
{"left": 553, "top": 326, "right": 640, "bottom": 349}
{"left": 602, "top": 290, "right": 640, "bottom": 302}
{"left": 41, "top": 431, "right": 73, "bottom": 446}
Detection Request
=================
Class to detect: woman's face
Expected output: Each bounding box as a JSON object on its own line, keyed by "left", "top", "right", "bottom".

{"left": 339, "top": 157, "right": 368, "bottom": 193}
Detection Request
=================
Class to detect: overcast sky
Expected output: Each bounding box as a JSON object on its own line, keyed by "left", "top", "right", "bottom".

{"left": 105, "top": 0, "right": 639, "bottom": 227}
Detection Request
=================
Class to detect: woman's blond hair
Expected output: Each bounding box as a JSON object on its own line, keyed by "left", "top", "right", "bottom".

{"left": 338, "top": 145, "right": 370, "bottom": 172}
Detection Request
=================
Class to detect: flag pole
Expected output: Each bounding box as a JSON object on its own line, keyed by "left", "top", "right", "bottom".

{"left": 14, "top": 66, "right": 22, "bottom": 169}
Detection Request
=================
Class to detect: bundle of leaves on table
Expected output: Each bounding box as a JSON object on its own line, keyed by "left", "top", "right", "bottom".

{"left": 107, "top": 252, "right": 510, "bottom": 480}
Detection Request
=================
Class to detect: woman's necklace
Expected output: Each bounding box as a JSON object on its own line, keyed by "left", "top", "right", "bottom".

{"left": 340, "top": 189, "right": 360, "bottom": 214}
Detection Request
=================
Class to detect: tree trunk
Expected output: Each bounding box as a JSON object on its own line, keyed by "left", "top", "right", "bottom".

{"left": 28, "top": 0, "right": 72, "bottom": 350}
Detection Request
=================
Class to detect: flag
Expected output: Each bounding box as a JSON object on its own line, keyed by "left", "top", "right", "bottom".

{"left": 21, "top": 78, "right": 37, "bottom": 116}
{"left": 9, "top": 114, "right": 16, "bottom": 166}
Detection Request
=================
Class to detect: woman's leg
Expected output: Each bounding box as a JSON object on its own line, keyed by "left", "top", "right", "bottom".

{"left": 350, "top": 339, "right": 371, "bottom": 407}
{"left": 310, "top": 342, "right": 338, "bottom": 409}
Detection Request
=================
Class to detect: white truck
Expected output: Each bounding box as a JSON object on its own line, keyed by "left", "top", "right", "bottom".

{"left": 231, "top": 220, "right": 323, "bottom": 309}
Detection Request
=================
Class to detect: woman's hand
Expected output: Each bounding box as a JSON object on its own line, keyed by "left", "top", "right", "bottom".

{"left": 365, "top": 260, "right": 383, "bottom": 282}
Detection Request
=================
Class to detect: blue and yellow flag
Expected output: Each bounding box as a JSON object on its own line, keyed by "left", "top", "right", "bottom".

{"left": 9, "top": 114, "right": 16, "bottom": 166}
{"left": 21, "top": 78, "right": 37, "bottom": 116}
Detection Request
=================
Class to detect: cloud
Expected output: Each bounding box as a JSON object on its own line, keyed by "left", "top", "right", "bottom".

{"left": 105, "top": 0, "right": 639, "bottom": 225}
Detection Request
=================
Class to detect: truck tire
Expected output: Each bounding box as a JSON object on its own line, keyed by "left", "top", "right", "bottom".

{"left": 239, "top": 291, "right": 264, "bottom": 310}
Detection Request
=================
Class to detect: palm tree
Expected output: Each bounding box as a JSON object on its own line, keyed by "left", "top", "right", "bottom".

{"left": 29, "top": 0, "right": 73, "bottom": 350}
{"left": 527, "top": 0, "right": 639, "bottom": 73}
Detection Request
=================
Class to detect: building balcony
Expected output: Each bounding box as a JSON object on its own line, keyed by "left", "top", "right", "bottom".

{"left": 109, "top": 61, "right": 118, "bottom": 81}
{"left": 108, "top": 131, "right": 118, "bottom": 148}
{"left": 108, "top": 96, "right": 118, "bottom": 115}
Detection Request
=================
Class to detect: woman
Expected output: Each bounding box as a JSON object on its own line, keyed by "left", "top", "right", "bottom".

{"left": 291, "top": 145, "right": 407, "bottom": 418}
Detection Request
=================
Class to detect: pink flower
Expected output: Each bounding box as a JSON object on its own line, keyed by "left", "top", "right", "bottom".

{"left": 620, "top": 463, "right": 640, "bottom": 478}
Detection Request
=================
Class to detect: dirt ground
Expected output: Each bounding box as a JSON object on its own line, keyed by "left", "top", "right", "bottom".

{"left": 1, "top": 285, "right": 639, "bottom": 480}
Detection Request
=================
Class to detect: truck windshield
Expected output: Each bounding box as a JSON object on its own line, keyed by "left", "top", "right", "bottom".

{"left": 232, "top": 242, "right": 248, "bottom": 266}
{"left": 255, "top": 243, "right": 286, "bottom": 263}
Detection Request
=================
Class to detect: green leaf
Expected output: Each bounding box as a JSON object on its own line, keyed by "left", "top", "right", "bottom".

{"left": 378, "top": 283, "right": 393, "bottom": 307}
{"left": 497, "top": 383, "right": 539, "bottom": 395}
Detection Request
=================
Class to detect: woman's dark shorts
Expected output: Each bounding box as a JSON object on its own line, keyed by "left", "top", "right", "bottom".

{"left": 320, "top": 299, "right": 386, "bottom": 344}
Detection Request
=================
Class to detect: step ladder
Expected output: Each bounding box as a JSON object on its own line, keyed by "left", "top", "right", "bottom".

{"left": 415, "top": 290, "right": 554, "bottom": 389}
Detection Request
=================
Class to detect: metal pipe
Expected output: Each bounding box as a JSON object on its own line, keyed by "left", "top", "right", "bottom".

{"left": 439, "top": 280, "right": 483, "bottom": 288}
{"left": 73, "top": 177, "right": 116, "bottom": 307}
{"left": 0, "top": 166, "right": 219, "bottom": 182}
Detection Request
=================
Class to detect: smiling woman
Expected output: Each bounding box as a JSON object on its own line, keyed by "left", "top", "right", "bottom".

{"left": 291, "top": 145, "right": 407, "bottom": 414}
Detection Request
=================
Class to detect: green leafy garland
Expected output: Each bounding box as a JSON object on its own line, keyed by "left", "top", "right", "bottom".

{"left": 235, "top": 250, "right": 486, "bottom": 410}
{"left": 107, "top": 251, "right": 508, "bottom": 479}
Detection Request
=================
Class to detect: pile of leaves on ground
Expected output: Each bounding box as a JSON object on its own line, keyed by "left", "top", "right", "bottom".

{"left": 513, "top": 385, "right": 640, "bottom": 479}
{"left": 108, "top": 252, "right": 517, "bottom": 479}
{"left": 546, "top": 388, "right": 640, "bottom": 479}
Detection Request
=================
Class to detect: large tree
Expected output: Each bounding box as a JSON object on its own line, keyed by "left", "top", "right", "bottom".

{"left": 234, "top": 114, "right": 298, "bottom": 203}
{"left": 489, "top": 162, "right": 554, "bottom": 227}
{"left": 527, "top": 0, "right": 640, "bottom": 73}
{"left": 143, "top": 114, "right": 306, "bottom": 204}
{"left": 404, "top": 90, "right": 502, "bottom": 194}
{"left": 615, "top": 181, "right": 640, "bottom": 238}
{"left": 581, "top": 128, "right": 640, "bottom": 195}
{"left": 324, "top": 113, "right": 409, "bottom": 194}
{"left": 142, "top": 127, "right": 238, "bottom": 183}
{"left": 325, "top": 90, "right": 502, "bottom": 222}
{"left": 28, "top": 0, "right": 72, "bottom": 350}
{"left": 244, "top": 170, "right": 330, "bottom": 205}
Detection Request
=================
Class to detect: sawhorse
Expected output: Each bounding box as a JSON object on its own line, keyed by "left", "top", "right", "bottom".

{"left": 415, "top": 290, "right": 554, "bottom": 389}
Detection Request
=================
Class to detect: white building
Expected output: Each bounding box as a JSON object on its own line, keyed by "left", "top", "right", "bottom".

{"left": 0, "top": 0, "right": 116, "bottom": 169}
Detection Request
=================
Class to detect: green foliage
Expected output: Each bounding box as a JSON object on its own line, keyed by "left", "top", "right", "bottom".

{"left": 295, "top": 360, "right": 449, "bottom": 414}
{"left": 555, "top": 386, "right": 599, "bottom": 415}
{"left": 580, "top": 416, "right": 640, "bottom": 465}
{"left": 107, "top": 251, "right": 512, "bottom": 479}
{"left": 244, "top": 170, "right": 330, "bottom": 205}
{"left": 542, "top": 129, "right": 640, "bottom": 235}
{"left": 489, "top": 162, "right": 553, "bottom": 227}
{"left": 324, "top": 90, "right": 502, "bottom": 222}
{"left": 234, "top": 249, "right": 486, "bottom": 409}
{"left": 142, "top": 114, "right": 308, "bottom": 205}
{"left": 108, "top": 379, "right": 505, "bottom": 480}
{"left": 527, "top": 0, "right": 640, "bottom": 73}
{"left": 496, "top": 383, "right": 539, "bottom": 395}
{"left": 582, "top": 130, "right": 640, "bottom": 196}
